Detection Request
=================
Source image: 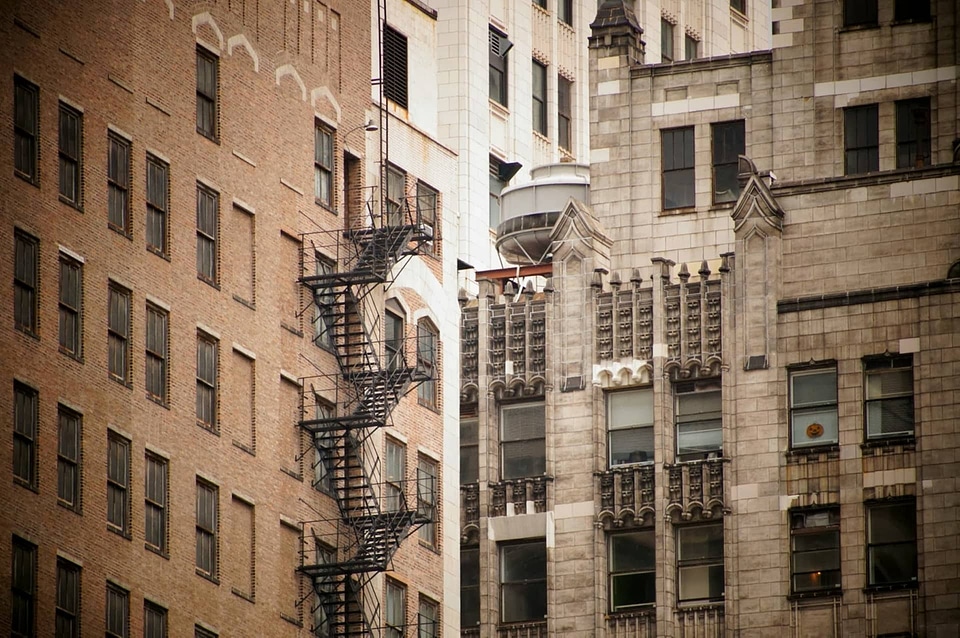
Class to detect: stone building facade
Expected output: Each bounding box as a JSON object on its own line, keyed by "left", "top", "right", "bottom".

{"left": 1, "top": 0, "right": 457, "bottom": 636}
{"left": 458, "top": 1, "right": 959, "bottom": 637}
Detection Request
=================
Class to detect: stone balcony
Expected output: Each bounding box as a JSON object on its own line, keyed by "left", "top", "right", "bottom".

{"left": 676, "top": 604, "right": 724, "bottom": 637}
{"left": 596, "top": 464, "right": 656, "bottom": 528}
{"left": 489, "top": 476, "right": 552, "bottom": 517}
{"left": 606, "top": 608, "right": 656, "bottom": 637}
{"left": 460, "top": 482, "right": 480, "bottom": 543}
{"left": 664, "top": 458, "right": 729, "bottom": 522}
{"left": 496, "top": 621, "right": 547, "bottom": 638}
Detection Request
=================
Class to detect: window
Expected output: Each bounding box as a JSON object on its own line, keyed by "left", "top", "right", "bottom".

{"left": 533, "top": 0, "right": 546, "bottom": 7}
{"left": 196, "top": 47, "right": 219, "bottom": 140}
{"left": 387, "top": 165, "right": 405, "bottom": 226}
{"left": 12, "top": 536, "right": 37, "bottom": 637}
{"left": 418, "top": 596, "right": 439, "bottom": 638}
{"left": 195, "top": 627, "right": 217, "bottom": 638}
{"left": 461, "top": 546, "right": 480, "bottom": 627}
{"left": 312, "top": 543, "right": 336, "bottom": 636}
{"left": 417, "top": 456, "right": 438, "bottom": 547}
{"left": 661, "top": 19, "right": 675, "bottom": 63}
{"left": 384, "top": 25, "right": 408, "bottom": 108}
{"left": 558, "top": 75, "right": 572, "bottom": 151}
{"left": 58, "top": 102, "right": 83, "bottom": 207}
{"left": 313, "top": 254, "right": 336, "bottom": 349}
{"left": 107, "top": 432, "right": 131, "bottom": 535}
{"left": 790, "top": 508, "right": 841, "bottom": 594}
{"left": 609, "top": 530, "right": 655, "bottom": 611}
{"left": 55, "top": 559, "right": 81, "bottom": 638}
{"left": 500, "top": 541, "right": 547, "bottom": 623}
{"left": 608, "top": 388, "right": 654, "bottom": 466}
{"left": 677, "top": 523, "right": 724, "bottom": 602}
{"left": 144, "top": 601, "right": 167, "bottom": 638}
{"left": 108, "top": 283, "right": 131, "bottom": 384}
{"left": 106, "top": 583, "right": 129, "bottom": 638}
{"left": 844, "top": 0, "right": 877, "bottom": 27}
{"left": 896, "top": 98, "right": 931, "bottom": 169}
{"left": 417, "top": 321, "right": 438, "bottom": 408}
{"left": 532, "top": 60, "right": 547, "bottom": 136}
{"left": 58, "top": 254, "right": 83, "bottom": 358}
{"left": 14, "top": 75, "right": 40, "bottom": 183}
{"left": 489, "top": 157, "right": 506, "bottom": 227}
{"left": 196, "top": 184, "right": 219, "bottom": 284}
{"left": 461, "top": 416, "right": 479, "bottom": 484}
{"left": 385, "top": 579, "right": 406, "bottom": 638}
{"left": 145, "top": 304, "right": 168, "bottom": 404}
{"left": 14, "top": 382, "right": 38, "bottom": 488}
{"left": 385, "top": 310, "right": 404, "bottom": 372}
{"left": 867, "top": 500, "right": 917, "bottom": 586}
{"left": 894, "top": 0, "right": 930, "bottom": 21}
{"left": 662, "top": 127, "right": 695, "bottom": 209}
{"left": 416, "top": 181, "right": 438, "bottom": 251}
{"left": 14, "top": 229, "right": 39, "bottom": 335}
{"left": 145, "top": 454, "right": 168, "bottom": 553}
{"left": 146, "top": 154, "right": 169, "bottom": 256}
{"left": 790, "top": 367, "right": 838, "bottom": 448}
{"left": 315, "top": 123, "right": 334, "bottom": 206}
{"left": 108, "top": 133, "right": 131, "bottom": 233}
{"left": 196, "top": 332, "right": 218, "bottom": 431}
{"left": 675, "top": 380, "right": 722, "bottom": 460}
{"left": 685, "top": 35, "right": 699, "bottom": 60}
{"left": 196, "top": 479, "right": 219, "bottom": 578}
{"left": 712, "top": 120, "right": 745, "bottom": 204}
{"left": 385, "top": 437, "right": 405, "bottom": 512}
{"left": 865, "top": 355, "right": 914, "bottom": 440}
{"left": 501, "top": 402, "right": 546, "bottom": 479}
{"left": 57, "top": 405, "right": 81, "bottom": 510}
{"left": 558, "top": 0, "right": 573, "bottom": 24}
{"left": 489, "top": 27, "right": 511, "bottom": 107}
{"left": 844, "top": 104, "right": 879, "bottom": 175}
{"left": 312, "top": 399, "right": 335, "bottom": 494}
{"left": 730, "top": 0, "right": 746, "bottom": 13}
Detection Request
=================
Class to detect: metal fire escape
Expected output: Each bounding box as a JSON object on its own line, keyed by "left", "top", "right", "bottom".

{"left": 296, "top": 2, "right": 433, "bottom": 635}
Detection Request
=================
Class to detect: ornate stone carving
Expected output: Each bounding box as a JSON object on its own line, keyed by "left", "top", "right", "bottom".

{"left": 665, "top": 459, "right": 728, "bottom": 522}
{"left": 596, "top": 465, "right": 656, "bottom": 529}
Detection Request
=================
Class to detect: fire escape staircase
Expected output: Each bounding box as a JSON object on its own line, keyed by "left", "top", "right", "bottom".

{"left": 297, "top": 197, "right": 434, "bottom": 637}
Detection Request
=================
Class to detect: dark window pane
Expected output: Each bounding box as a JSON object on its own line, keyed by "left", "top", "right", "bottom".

{"left": 384, "top": 25, "right": 409, "bottom": 108}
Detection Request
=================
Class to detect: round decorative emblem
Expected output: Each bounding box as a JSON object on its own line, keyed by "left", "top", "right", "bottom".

{"left": 806, "top": 423, "right": 824, "bottom": 438}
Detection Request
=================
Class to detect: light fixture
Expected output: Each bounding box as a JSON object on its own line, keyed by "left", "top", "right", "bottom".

{"left": 364, "top": 118, "right": 378, "bottom": 132}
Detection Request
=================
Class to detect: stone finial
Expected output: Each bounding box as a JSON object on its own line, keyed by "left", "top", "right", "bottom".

{"left": 651, "top": 257, "right": 674, "bottom": 283}
{"left": 544, "top": 278, "right": 555, "bottom": 294}
{"left": 720, "top": 252, "right": 734, "bottom": 273}
{"left": 504, "top": 280, "right": 518, "bottom": 297}
{"left": 523, "top": 280, "right": 536, "bottom": 298}
{"left": 678, "top": 262, "right": 690, "bottom": 283}
{"left": 610, "top": 271, "right": 621, "bottom": 291}
{"left": 458, "top": 287, "right": 469, "bottom": 305}
{"left": 699, "top": 260, "right": 711, "bottom": 279}
{"left": 631, "top": 268, "right": 643, "bottom": 288}
{"left": 591, "top": 271, "right": 604, "bottom": 290}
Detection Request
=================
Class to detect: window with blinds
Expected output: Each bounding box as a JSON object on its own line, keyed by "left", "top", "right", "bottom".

{"left": 500, "top": 402, "right": 545, "bottom": 479}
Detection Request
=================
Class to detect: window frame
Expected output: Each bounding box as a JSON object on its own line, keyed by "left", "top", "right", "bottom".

{"left": 500, "top": 540, "right": 548, "bottom": 624}
{"left": 385, "top": 437, "right": 406, "bottom": 512}
{"left": 14, "top": 75, "right": 40, "bottom": 184}
{"left": 385, "top": 309, "right": 405, "bottom": 372}
{"left": 58, "top": 101, "right": 83, "bottom": 209}
{"left": 145, "top": 154, "right": 170, "bottom": 257}
{"left": 55, "top": 558, "right": 81, "bottom": 638}
{"left": 313, "top": 253, "right": 337, "bottom": 349}
{"left": 416, "top": 180, "right": 438, "bottom": 252}
{"left": 844, "top": 104, "right": 879, "bottom": 175}
{"left": 108, "top": 133, "right": 132, "bottom": 235}
{"left": 607, "top": 387, "right": 654, "bottom": 467}
{"left": 57, "top": 404, "right": 82, "bottom": 511}
{"left": 145, "top": 304, "right": 169, "bottom": 405}
{"left": 12, "top": 536, "right": 37, "bottom": 637}
{"left": 58, "top": 253, "right": 83, "bottom": 359}
{"left": 532, "top": 59, "right": 547, "bottom": 136}
{"left": 460, "top": 414, "right": 479, "bottom": 484}
{"left": 661, "top": 19, "right": 675, "bottom": 63}
{"left": 489, "top": 27, "right": 511, "bottom": 107}
{"left": 417, "top": 455, "right": 438, "bottom": 548}
{"left": 196, "top": 46, "right": 219, "bottom": 141}
{"left": 866, "top": 499, "right": 917, "bottom": 587}
{"left": 383, "top": 24, "right": 409, "bottom": 109}
{"left": 417, "top": 320, "right": 438, "bottom": 409}
{"left": 418, "top": 596, "right": 439, "bottom": 638}
{"left": 500, "top": 401, "right": 546, "bottom": 480}
{"left": 730, "top": 0, "right": 746, "bottom": 14}
{"left": 675, "top": 379, "right": 723, "bottom": 461}
{"left": 143, "top": 601, "right": 168, "bottom": 638}
{"left": 662, "top": 126, "right": 695, "bottom": 210}
{"left": 196, "top": 479, "right": 219, "bottom": 579}
{"left": 712, "top": 120, "right": 745, "bottom": 205}
{"left": 106, "top": 582, "right": 130, "bottom": 638}
{"left": 609, "top": 529, "right": 656, "bottom": 612}
{"left": 895, "top": 98, "right": 931, "bottom": 169}
{"left": 108, "top": 283, "right": 132, "bottom": 385}
{"left": 790, "top": 508, "right": 841, "bottom": 595}
{"left": 145, "top": 453, "right": 168, "bottom": 554}
{"left": 385, "top": 578, "right": 406, "bottom": 638}
{"left": 107, "top": 431, "right": 131, "bottom": 537}
{"left": 196, "top": 183, "right": 219, "bottom": 286}
{"left": 789, "top": 366, "right": 839, "bottom": 450}
{"left": 14, "top": 229, "right": 40, "bottom": 336}
{"left": 196, "top": 331, "right": 219, "bottom": 432}
{"left": 894, "top": 0, "right": 930, "bottom": 22}
{"left": 558, "top": 0, "right": 573, "bottom": 25}
{"left": 685, "top": 35, "right": 699, "bottom": 60}
{"left": 677, "top": 523, "right": 724, "bottom": 604}
{"left": 461, "top": 546, "right": 481, "bottom": 628}
{"left": 14, "top": 381, "right": 39, "bottom": 489}
{"left": 315, "top": 122, "right": 334, "bottom": 207}
{"left": 557, "top": 74, "right": 572, "bottom": 151}
{"left": 864, "top": 355, "right": 914, "bottom": 441}
{"left": 386, "top": 165, "right": 406, "bottom": 227}
{"left": 843, "top": 0, "right": 878, "bottom": 28}
{"left": 312, "top": 398, "right": 336, "bottom": 495}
